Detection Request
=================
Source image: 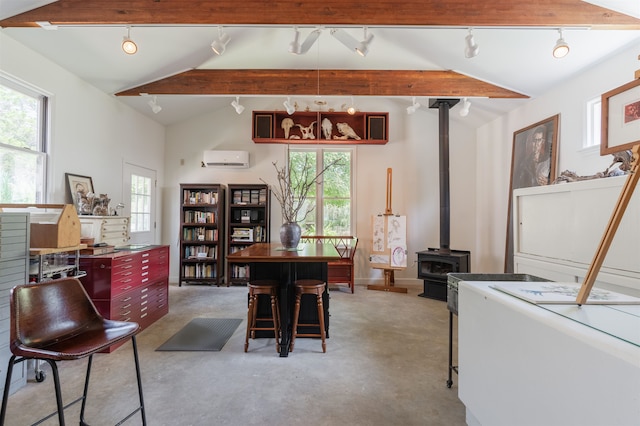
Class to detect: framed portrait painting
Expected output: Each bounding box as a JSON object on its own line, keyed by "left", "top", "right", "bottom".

{"left": 601, "top": 79, "right": 640, "bottom": 156}
{"left": 65, "top": 173, "right": 94, "bottom": 214}
{"left": 504, "top": 114, "right": 560, "bottom": 272}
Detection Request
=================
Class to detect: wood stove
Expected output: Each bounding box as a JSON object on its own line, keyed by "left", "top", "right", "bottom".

{"left": 417, "top": 248, "right": 470, "bottom": 301}
{"left": 416, "top": 99, "right": 471, "bottom": 301}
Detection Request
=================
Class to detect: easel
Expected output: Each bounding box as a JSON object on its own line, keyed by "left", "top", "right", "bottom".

{"left": 368, "top": 168, "right": 408, "bottom": 293}
{"left": 576, "top": 144, "right": 639, "bottom": 304}
{"left": 577, "top": 62, "right": 640, "bottom": 304}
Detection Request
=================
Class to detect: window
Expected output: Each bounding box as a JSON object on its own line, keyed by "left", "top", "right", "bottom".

{"left": 289, "top": 148, "right": 353, "bottom": 235}
{"left": 0, "top": 76, "right": 48, "bottom": 203}
{"left": 130, "top": 174, "right": 152, "bottom": 233}
{"left": 585, "top": 96, "right": 602, "bottom": 148}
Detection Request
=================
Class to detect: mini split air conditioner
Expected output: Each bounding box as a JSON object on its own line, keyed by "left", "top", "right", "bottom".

{"left": 202, "top": 150, "right": 249, "bottom": 168}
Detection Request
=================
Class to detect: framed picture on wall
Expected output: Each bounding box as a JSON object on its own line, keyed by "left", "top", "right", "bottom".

{"left": 65, "top": 173, "right": 94, "bottom": 214}
{"left": 601, "top": 79, "right": 640, "bottom": 156}
{"left": 504, "top": 114, "right": 560, "bottom": 272}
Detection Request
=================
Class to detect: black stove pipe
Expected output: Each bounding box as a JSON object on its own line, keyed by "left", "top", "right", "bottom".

{"left": 429, "top": 99, "right": 460, "bottom": 255}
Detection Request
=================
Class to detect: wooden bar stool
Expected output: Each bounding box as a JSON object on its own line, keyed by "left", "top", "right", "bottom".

{"left": 245, "top": 280, "right": 280, "bottom": 352}
{"left": 290, "top": 279, "right": 327, "bottom": 353}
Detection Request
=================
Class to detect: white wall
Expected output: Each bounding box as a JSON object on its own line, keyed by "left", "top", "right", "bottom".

{"left": 163, "top": 97, "right": 477, "bottom": 284}
{"left": 475, "top": 43, "right": 640, "bottom": 273}
{"left": 0, "top": 33, "right": 166, "bottom": 243}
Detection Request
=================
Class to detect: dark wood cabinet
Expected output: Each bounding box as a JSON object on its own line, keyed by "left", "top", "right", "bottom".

{"left": 179, "top": 183, "right": 225, "bottom": 286}
{"left": 79, "top": 245, "right": 169, "bottom": 352}
{"left": 252, "top": 111, "right": 388, "bottom": 144}
{"left": 226, "top": 184, "right": 270, "bottom": 285}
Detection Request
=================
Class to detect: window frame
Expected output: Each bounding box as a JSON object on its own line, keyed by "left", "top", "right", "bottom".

{"left": 0, "top": 73, "right": 50, "bottom": 203}
{"left": 289, "top": 147, "right": 355, "bottom": 236}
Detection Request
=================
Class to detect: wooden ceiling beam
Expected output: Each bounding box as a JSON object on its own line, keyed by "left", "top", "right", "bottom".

{"left": 114, "top": 69, "right": 528, "bottom": 99}
{"left": 2, "top": 0, "right": 639, "bottom": 28}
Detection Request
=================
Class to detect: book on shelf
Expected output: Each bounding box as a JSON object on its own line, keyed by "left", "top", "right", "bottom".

{"left": 184, "top": 210, "right": 216, "bottom": 224}
{"left": 232, "top": 227, "right": 253, "bottom": 242}
{"left": 184, "top": 190, "right": 218, "bottom": 205}
{"left": 184, "top": 245, "right": 216, "bottom": 259}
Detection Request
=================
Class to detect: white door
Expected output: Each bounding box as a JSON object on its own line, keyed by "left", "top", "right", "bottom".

{"left": 123, "top": 163, "right": 156, "bottom": 245}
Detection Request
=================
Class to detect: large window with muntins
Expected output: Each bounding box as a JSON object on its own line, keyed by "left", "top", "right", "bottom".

{"left": 0, "top": 76, "right": 48, "bottom": 203}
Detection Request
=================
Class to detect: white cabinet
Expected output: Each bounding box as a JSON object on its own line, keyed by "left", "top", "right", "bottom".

{"left": 512, "top": 176, "right": 640, "bottom": 296}
{"left": 0, "top": 213, "right": 28, "bottom": 395}
{"left": 80, "top": 216, "right": 130, "bottom": 247}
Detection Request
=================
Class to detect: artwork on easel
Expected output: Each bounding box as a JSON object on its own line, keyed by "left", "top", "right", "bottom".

{"left": 370, "top": 214, "right": 407, "bottom": 269}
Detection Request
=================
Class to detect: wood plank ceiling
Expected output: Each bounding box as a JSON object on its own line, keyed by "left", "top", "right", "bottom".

{"left": 3, "top": 0, "right": 639, "bottom": 99}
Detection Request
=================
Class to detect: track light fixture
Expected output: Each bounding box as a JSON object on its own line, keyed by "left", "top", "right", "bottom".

{"left": 283, "top": 97, "right": 296, "bottom": 115}
{"left": 288, "top": 27, "right": 322, "bottom": 55}
{"left": 464, "top": 29, "right": 479, "bottom": 59}
{"left": 553, "top": 29, "right": 570, "bottom": 59}
{"left": 148, "top": 96, "right": 161, "bottom": 114}
{"left": 211, "top": 26, "right": 231, "bottom": 55}
{"left": 331, "top": 27, "right": 374, "bottom": 57}
{"left": 406, "top": 97, "right": 421, "bottom": 115}
{"left": 122, "top": 26, "right": 138, "bottom": 55}
{"left": 459, "top": 98, "right": 471, "bottom": 117}
{"left": 231, "top": 96, "right": 245, "bottom": 114}
{"left": 356, "top": 27, "right": 374, "bottom": 57}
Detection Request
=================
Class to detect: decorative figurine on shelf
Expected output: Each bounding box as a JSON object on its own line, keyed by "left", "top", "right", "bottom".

{"left": 322, "top": 118, "right": 333, "bottom": 140}
{"left": 281, "top": 118, "right": 294, "bottom": 139}
{"left": 296, "top": 121, "right": 317, "bottom": 139}
{"left": 92, "top": 194, "right": 110, "bottom": 216}
{"left": 334, "top": 122, "right": 361, "bottom": 140}
{"left": 77, "top": 190, "right": 95, "bottom": 215}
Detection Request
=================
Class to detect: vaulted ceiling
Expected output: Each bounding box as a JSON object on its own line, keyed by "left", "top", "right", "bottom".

{"left": 2, "top": 0, "right": 640, "bottom": 126}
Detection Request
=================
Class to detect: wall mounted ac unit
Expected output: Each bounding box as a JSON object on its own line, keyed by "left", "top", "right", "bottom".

{"left": 203, "top": 150, "right": 249, "bottom": 168}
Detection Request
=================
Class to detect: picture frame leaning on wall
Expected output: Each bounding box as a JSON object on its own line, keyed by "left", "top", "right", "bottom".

{"left": 601, "top": 78, "right": 640, "bottom": 156}
{"left": 65, "top": 173, "right": 94, "bottom": 215}
{"left": 504, "top": 114, "right": 560, "bottom": 273}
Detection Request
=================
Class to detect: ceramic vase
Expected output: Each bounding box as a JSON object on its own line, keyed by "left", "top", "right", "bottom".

{"left": 279, "top": 222, "right": 301, "bottom": 249}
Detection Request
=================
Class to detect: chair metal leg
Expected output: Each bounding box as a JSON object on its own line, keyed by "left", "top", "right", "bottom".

{"left": 131, "top": 336, "right": 147, "bottom": 426}
{"left": 44, "top": 358, "right": 67, "bottom": 426}
{"left": 0, "top": 355, "right": 17, "bottom": 425}
{"left": 79, "top": 355, "right": 93, "bottom": 426}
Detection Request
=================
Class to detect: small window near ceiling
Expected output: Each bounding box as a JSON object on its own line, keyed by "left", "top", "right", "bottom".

{"left": 130, "top": 174, "right": 151, "bottom": 232}
{"left": 0, "top": 77, "right": 47, "bottom": 203}
{"left": 585, "top": 96, "right": 602, "bottom": 149}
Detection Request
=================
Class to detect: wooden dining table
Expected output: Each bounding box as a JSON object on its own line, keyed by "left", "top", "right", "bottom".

{"left": 227, "top": 242, "right": 340, "bottom": 357}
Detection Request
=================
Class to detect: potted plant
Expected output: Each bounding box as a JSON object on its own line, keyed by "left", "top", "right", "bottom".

{"left": 263, "top": 154, "right": 341, "bottom": 248}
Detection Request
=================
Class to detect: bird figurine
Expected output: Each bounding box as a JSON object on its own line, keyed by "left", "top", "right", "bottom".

{"left": 334, "top": 122, "right": 361, "bottom": 140}
{"left": 321, "top": 118, "right": 333, "bottom": 140}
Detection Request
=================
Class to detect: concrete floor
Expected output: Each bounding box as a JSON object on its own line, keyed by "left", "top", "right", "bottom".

{"left": 3, "top": 282, "right": 466, "bottom": 425}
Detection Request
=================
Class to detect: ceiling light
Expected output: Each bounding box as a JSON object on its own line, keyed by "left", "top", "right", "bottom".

{"left": 231, "top": 96, "right": 245, "bottom": 114}
{"left": 459, "top": 98, "right": 471, "bottom": 117}
{"left": 331, "top": 28, "right": 373, "bottom": 56}
{"left": 464, "top": 29, "right": 479, "bottom": 59}
{"left": 553, "top": 29, "right": 570, "bottom": 58}
{"left": 407, "top": 97, "right": 421, "bottom": 115}
{"left": 211, "top": 26, "right": 231, "bottom": 55}
{"left": 289, "top": 27, "right": 322, "bottom": 55}
{"left": 283, "top": 97, "right": 296, "bottom": 114}
{"left": 356, "top": 27, "right": 374, "bottom": 57}
{"left": 346, "top": 97, "right": 356, "bottom": 115}
{"left": 122, "top": 26, "right": 137, "bottom": 55}
{"left": 288, "top": 27, "right": 302, "bottom": 54}
{"left": 148, "top": 96, "right": 161, "bottom": 114}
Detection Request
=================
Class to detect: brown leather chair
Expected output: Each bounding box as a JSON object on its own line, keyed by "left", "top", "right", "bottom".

{"left": 0, "top": 277, "right": 146, "bottom": 425}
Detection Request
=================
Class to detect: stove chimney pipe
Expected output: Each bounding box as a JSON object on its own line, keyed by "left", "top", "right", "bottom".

{"left": 429, "top": 98, "right": 460, "bottom": 255}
